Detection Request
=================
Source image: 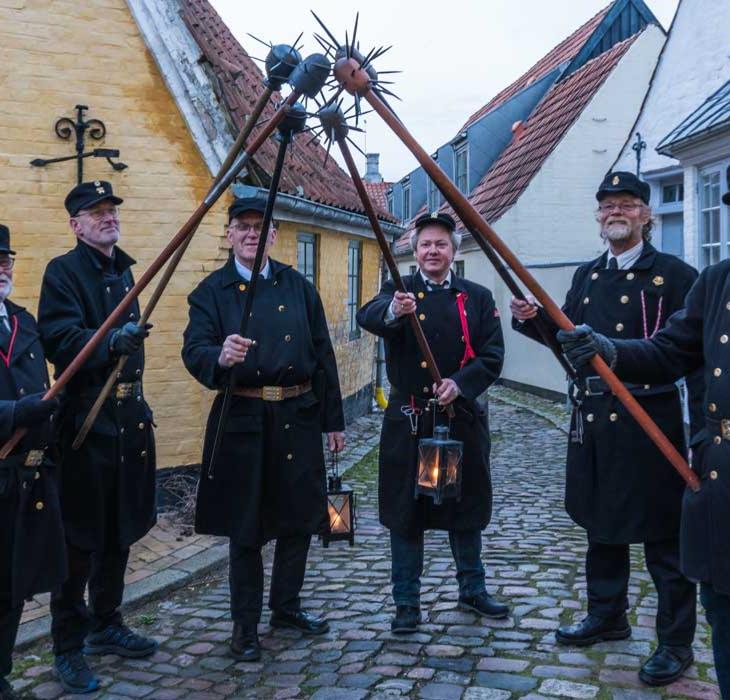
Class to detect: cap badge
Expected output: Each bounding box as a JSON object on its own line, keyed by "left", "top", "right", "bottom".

{"left": 96, "top": 186, "right": 105, "bottom": 194}
{"left": 653, "top": 276, "right": 664, "bottom": 286}
{"left": 612, "top": 175, "right": 620, "bottom": 186}
{"left": 93, "top": 180, "right": 101, "bottom": 186}
{"left": 431, "top": 211, "right": 438, "bottom": 219}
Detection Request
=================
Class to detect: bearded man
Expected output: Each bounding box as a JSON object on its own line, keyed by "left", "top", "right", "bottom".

{"left": 510, "top": 172, "right": 701, "bottom": 686}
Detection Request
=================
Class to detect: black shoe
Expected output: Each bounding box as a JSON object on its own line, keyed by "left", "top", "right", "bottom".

{"left": 0, "top": 677, "right": 18, "bottom": 700}
{"left": 270, "top": 609, "right": 329, "bottom": 636}
{"left": 458, "top": 593, "right": 510, "bottom": 619}
{"left": 54, "top": 650, "right": 100, "bottom": 694}
{"left": 639, "top": 645, "right": 693, "bottom": 686}
{"left": 84, "top": 623, "right": 158, "bottom": 658}
{"left": 555, "top": 613, "right": 631, "bottom": 646}
{"left": 229, "top": 622, "right": 261, "bottom": 662}
{"left": 391, "top": 605, "right": 421, "bottom": 634}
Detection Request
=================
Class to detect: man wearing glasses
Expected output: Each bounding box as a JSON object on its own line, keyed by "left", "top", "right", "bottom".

{"left": 0, "top": 224, "right": 66, "bottom": 700}
{"left": 182, "top": 195, "right": 345, "bottom": 663}
{"left": 37, "top": 182, "right": 157, "bottom": 694}
{"left": 511, "top": 172, "right": 700, "bottom": 686}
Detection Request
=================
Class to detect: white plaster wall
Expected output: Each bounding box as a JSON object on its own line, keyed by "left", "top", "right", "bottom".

{"left": 614, "top": 0, "right": 730, "bottom": 174}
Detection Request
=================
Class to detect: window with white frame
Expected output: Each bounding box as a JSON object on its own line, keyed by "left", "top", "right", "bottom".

{"left": 297, "top": 232, "right": 317, "bottom": 287}
{"left": 386, "top": 189, "right": 394, "bottom": 214}
{"left": 699, "top": 169, "right": 723, "bottom": 268}
{"left": 347, "top": 240, "right": 362, "bottom": 339}
{"left": 454, "top": 141, "right": 468, "bottom": 194}
{"left": 402, "top": 182, "right": 411, "bottom": 221}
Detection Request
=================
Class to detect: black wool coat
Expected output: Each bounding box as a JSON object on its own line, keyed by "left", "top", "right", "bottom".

{"left": 0, "top": 301, "right": 66, "bottom": 606}
{"left": 37, "top": 241, "right": 156, "bottom": 551}
{"left": 357, "top": 273, "right": 504, "bottom": 535}
{"left": 182, "top": 258, "right": 345, "bottom": 547}
{"left": 614, "top": 259, "right": 730, "bottom": 594}
{"left": 514, "top": 243, "right": 701, "bottom": 544}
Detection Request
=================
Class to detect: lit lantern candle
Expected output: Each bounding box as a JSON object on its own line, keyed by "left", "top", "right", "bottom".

{"left": 321, "top": 451, "right": 356, "bottom": 547}
{"left": 415, "top": 424, "right": 463, "bottom": 505}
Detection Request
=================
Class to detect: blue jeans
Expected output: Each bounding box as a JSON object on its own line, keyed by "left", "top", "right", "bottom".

{"left": 390, "top": 529, "right": 486, "bottom": 607}
{"left": 700, "top": 583, "right": 730, "bottom": 699}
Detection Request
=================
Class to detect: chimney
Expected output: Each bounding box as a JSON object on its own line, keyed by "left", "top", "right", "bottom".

{"left": 364, "top": 153, "right": 383, "bottom": 183}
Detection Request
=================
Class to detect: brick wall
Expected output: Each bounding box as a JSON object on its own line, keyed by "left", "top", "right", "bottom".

{"left": 0, "top": 0, "right": 378, "bottom": 466}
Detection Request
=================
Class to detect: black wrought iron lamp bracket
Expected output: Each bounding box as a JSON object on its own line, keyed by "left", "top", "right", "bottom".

{"left": 632, "top": 132, "right": 647, "bottom": 177}
{"left": 30, "top": 104, "right": 128, "bottom": 184}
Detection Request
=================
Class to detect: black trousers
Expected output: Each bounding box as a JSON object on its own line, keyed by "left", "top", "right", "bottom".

{"left": 0, "top": 600, "right": 23, "bottom": 678}
{"left": 50, "top": 541, "right": 129, "bottom": 654}
{"left": 229, "top": 535, "right": 310, "bottom": 626}
{"left": 586, "top": 537, "right": 696, "bottom": 646}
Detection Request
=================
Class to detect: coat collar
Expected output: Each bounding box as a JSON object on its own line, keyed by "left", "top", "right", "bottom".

{"left": 220, "top": 255, "right": 292, "bottom": 288}
{"left": 4, "top": 300, "right": 39, "bottom": 362}
{"left": 76, "top": 240, "right": 136, "bottom": 273}
{"left": 409, "top": 269, "right": 467, "bottom": 294}
{"left": 589, "top": 241, "right": 657, "bottom": 272}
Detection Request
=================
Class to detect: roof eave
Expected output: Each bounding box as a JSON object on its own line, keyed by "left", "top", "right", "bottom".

{"left": 657, "top": 121, "right": 730, "bottom": 158}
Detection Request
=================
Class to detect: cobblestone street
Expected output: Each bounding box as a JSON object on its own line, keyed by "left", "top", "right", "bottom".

{"left": 11, "top": 389, "right": 720, "bottom": 699}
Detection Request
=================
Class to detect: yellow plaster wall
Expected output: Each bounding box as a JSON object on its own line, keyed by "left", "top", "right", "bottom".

{"left": 0, "top": 0, "right": 378, "bottom": 466}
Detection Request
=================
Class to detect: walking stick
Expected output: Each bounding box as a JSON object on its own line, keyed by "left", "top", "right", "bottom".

{"left": 71, "top": 42, "right": 302, "bottom": 450}
{"left": 329, "top": 47, "right": 699, "bottom": 492}
{"left": 0, "top": 52, "right": 331, "bottom": 460}
{"left": 206, "top": 105, "right": 306, "bottom": 479}
{"left": 320, "top": 105, "right": 453, "bottom": 418}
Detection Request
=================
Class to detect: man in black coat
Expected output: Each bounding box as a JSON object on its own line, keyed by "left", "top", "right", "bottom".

{"left": 557, "top": 165, "right": 730, "bottom": 699}
{"left": 0, "top": 224, "right": 66, "bottom": 700}
{"left": 182, "top": 195, "right": 345, "bottom": 663}
{"left": 357, "top": 212, "right": 507, "bottom": 635}
{"left": 511, "top": 172, "right": 699, "bottom": 686}
{"left": 37, "top": 182, "right": 157, "bottom": 694}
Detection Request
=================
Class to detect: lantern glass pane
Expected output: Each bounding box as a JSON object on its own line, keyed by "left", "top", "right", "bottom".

{"left": 328, "top": 493, "right": 352, "bottom": 534}
{"left": 417, "top": 443, "right": 440, "bottom": 489}
{"left": 445, "top": 444, "right": 462, "bottom": 485}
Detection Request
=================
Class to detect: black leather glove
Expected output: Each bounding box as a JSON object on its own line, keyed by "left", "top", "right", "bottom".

{"left": 556, "top": 324, "right": 617, "bottom": 369}
{"left": 110, "top": 322, "right": 152, "bottom": 356}
{"left": 13, "top": 392, "right": 60, "bottom": 429}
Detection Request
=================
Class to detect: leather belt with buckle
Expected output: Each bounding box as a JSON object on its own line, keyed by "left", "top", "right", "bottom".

{"left": 229, "top": 381, "right": 312, "bottom": 402}
{"left": 24, "top": 450, "right": 45, "bottom": 467}
{"left": 115, "top": 381, "right": 142, "bottom": 400}
{"left": 582, "top": 376, "right": 674, "bottom": 397}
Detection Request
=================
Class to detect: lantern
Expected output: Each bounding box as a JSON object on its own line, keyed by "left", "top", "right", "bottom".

{"left": 415, "top": 409, "right": 463, "bottom": 505}
{"left": 321, "top": 452, "right": 356, "bottom": 547}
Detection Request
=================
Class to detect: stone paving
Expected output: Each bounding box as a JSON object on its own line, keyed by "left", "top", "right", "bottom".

{"left": 10, "top": 388, "right": 721, "bottom": 699}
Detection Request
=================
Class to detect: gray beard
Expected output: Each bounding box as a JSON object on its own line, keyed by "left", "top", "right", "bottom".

{"left": 602, "top": 223, "right": 632, "bottom": 241}
{"left": 0, "top": 279, "right": 12, "bottom": 303}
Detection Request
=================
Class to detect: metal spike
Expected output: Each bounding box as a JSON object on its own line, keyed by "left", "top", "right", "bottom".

{"left": 372, "top": 79, "right": 395, "bottom": 85}
{"left": 351, "top": 13, "right": 359, "bottom": 57}
{"left": 345, "top": 30, "right": 350, "bottom": 59}
{"left": 323, "top": 140, "right": 332, "bottom": 168}
{"left": 346, "top": 135, "right": 367, "bottom": 156}
{"left": 322, "top": 85, "right": 345, "bottom": 110}
{"left": 311, "top": 11, "right": 340, "bottom": 48}
{"left": 378, "top": 70, "right": 402, "bottom": 75}
{"left": 307, "top": 130, "right": 324, "bottom": 146}
{"left": 374, "top": 85, "right": 401, "bottom": 101}
{"left": 348, "top": 125, "right": 366, "bottom": 133}
{"left": 313, "top": 33, "right": 335, "bottom": 55}
{"left": 247, "top": 33, "right": 273, "bottom": 49}
{"left": 358, "top": 46, "right": 377, "bottom": 70}
{"left": 354, "top": 94, "right": 362, "bottom": 125}
{"left": 250, "top": 56, "right": 265, "bottom": 63}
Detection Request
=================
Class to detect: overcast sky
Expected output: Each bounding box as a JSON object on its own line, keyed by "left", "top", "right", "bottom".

{"left": 210, "top": 0, "right": 680, "bottom": 182}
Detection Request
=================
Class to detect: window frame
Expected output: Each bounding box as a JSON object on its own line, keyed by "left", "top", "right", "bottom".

{"left": 296, "top": 232, "right": 318, "bottom": 287}
{"left": 402, "top": 181, "right": 411, "bottom": 222}
{"left": 698, "top": 165, "right": 727, "bottom": 269}
{"left": 454, "top": 141, "right": 469, "bottom": 194}
{"left": 347, "top": 240, "right": 363, "bottom": 340}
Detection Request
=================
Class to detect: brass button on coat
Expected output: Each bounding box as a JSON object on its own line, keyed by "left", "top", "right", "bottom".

{"left": 709, "top": 403, "right": 718, "bottom": 413}
{"left": 586, "top": 413, "right": 595, "bottom": 422}
{"left": 284, "top": 334, "right": 292, "bottom": 342}
{"left": 609, "top": 413, "right": 618, "bottom": 422}
{"left": 714, "top": 436, "right": 722, "bottom": 445}
{"left": 18, "top": 388, "right": 25, "bottom": 396}
{"left": 420, "top": 361, "right": 427, "bottom": 368}
{"left": 239, "top": 283, "right": 247, "bottom": 291}
{"left": 615, "top": 323, "right": 624, "bottom": 332}
{"left": 726, "top": 301, "right": 730, "bottom": 311}
{"left": 710, "top": 470, "right": 718, "bottom": 480}
{"left": 138, "top": 422, "right": 145, "bottom": 430}
{"left": 418, "top": 313, "right": 426, "bottom": 321}
{"left": 35, "top": 501, "right": 44, "bottom": 510}
{"left": 591, "top": 272, "right": 599, "bottom": 280}
{"left": 287, "top": 453, "right": 293, "bottom": 460}
{"left": 714, "top": 368, "right": 722, "bottom": 377}
{"left": 278, "top": 305, "right": 285, "bottom": 312}
{"left": 284, "top": 424, "right": 290, "bottom": 430}
{"left": 583, "top": 297, "right": 590, "bottom": 305}
{"left": 620, "top": 295, "right": 629, "bottom": 304}
{"left": 722, "top": 334, "right": 729, "bottom": 344}
{"left": 29, "top": 352, "right": 35, "bottom": 359}
{"left": 417, "top": 292, "right": 425, "bottom": 299}
{"left": 423, "top": 386, "right": 429, "bottom": 393}
{"left": 626, "top": 272, "right": 635, "bottom": 281}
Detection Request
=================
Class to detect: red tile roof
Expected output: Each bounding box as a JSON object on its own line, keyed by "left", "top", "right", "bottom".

{"left": 460, "top": 4, "right": 611, "bottom": 129}
{"left": 395, "top": 32, "right": 639, "bottom": 252}
{"left": 363, "top": 181, "right": 392, "bottom": 213}
{"left": 179, "top": 0, "right": 393, "bottom": 220}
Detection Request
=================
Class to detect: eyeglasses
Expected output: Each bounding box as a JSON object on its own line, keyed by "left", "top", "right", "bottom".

{"left": 597, "top": 203, "right": 644, "bottom": 214}
{"left": 0, "top": 257, "right": 15, "bottom": 271}
{"left": 76, "top": 207, "right": 119, "bottom": 221}
{"left": 228, "top": 222, "right": 259, "bottom": 234}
